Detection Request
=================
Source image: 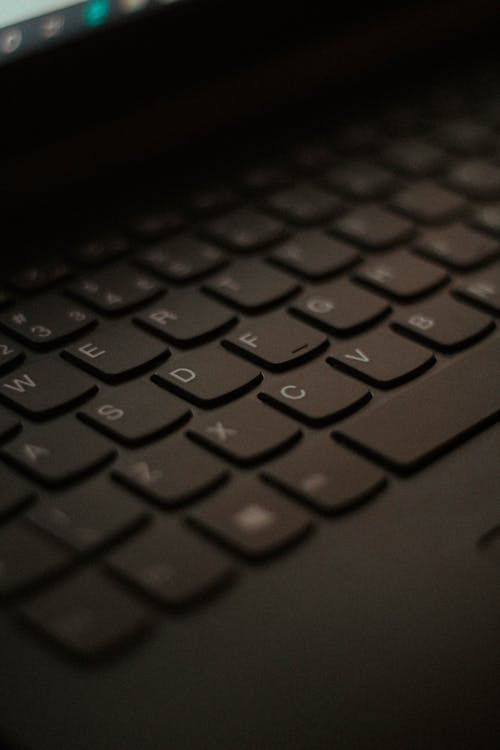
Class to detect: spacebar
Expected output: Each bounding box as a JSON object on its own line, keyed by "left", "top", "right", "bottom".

{"left": 336, "top": 337, "right": 500, "bottom": 473}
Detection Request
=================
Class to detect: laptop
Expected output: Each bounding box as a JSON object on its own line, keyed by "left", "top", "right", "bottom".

{"left": 0, "top": 2, "right": 499, "bottom": 749}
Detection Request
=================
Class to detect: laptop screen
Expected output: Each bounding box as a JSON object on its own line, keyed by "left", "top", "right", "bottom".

{"left": 0, "top": 0, "right": 180, "bottom": 62}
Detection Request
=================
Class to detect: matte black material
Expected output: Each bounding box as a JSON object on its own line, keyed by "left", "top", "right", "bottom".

{"left": 0, "top": 296, "right": 96, "bottom": 349}
{"left": 204, "top": 208, "right": 287, "bottom": 252}
{"left": 336, "top": 336, "right": 500, "bottom": 472}
{"left": 333, "top": 205, "right": 414, "bottom": 249}
{"left": 390, "top": 180, "right": 466, "bottom": 223}
{"left": 354, "top": 249, "right": 448, "bottom": 300}
{"left": 265, "top": 183, "right": 343, "bottom": 225}
{"left": 415, "top": 223, "right": 500, "bottom": 269}
{"left": 270, "top": 231, "right": 359, "bottom": 280}
{"left": 204, "top": 260, "right": 300, "bottom": 312}
{"left": 136, "top": 236, "right": 226, "bottom": 282}
{"left": 67, "top": 265, "right": 163, "bottom": 315}
{"left": 453, "top": 264, "right": 500, "bottom": 314}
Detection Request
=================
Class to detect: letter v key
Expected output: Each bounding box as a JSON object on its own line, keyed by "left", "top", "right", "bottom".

{"left": 344, "top": 348, "right": 370, "bottom": 363}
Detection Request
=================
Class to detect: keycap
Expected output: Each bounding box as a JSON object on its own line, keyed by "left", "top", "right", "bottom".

{"left": 392, "top": 296, "right": 494, "bottom": 352}
{"left": 186, "top": 185, "right": 240, "bottom": 217}
{"left": 240, "top": 163, "right": 290, "bottom": 193}
{"left": 292, "top": 141, "right": 333, "bottom": 173}
{"left": 259, "top": 363, "right": 370, "bottom": 426}
{"left": 108, "top": 520, "right": 233, "bottom": 607}
{"left": 188, "top": 399, "right": 301, "bottom": 465}
{"left": 128, "top": 206, "right": 185, "bottom": 240}
{"left": 2, "top": 419, "right": 116, "bottom": 486}
{"left": 223, "top": 313, "right": 328, "bottom": 371}
{"left": 263, "top": 442, "right": 386, "bottom": 514}
{"left": 436, "top": 118, "right": 495, "bottom": 154}
{"left": 415, "top": 224, "right": 500, "bottom": 270}
{"left": 190, "top": 479, "right": 312, "bottom": 559}
{"left": 354, "top": 250, "right": 448, "bottom": 301}
{"left": 79, "top": 380, "right": 191, "bottom": 444}
{"left": 290, "top": 280, "right": 390, "bottom": 335}
{"left": 68, "top": 265, "right": 163, "bottom": 315}
{"left": 447, "top": 159, "right": 500, "bottom": 199}
{"left": 334, "top": 122, "right": 380, "bottom": 154}
{"left": 153, "top": 347, "right": 262, "bottom": 407}
{"left": 0, "top": 467, "right": 36, "bottom": 520}
{"left": 136, "top": 236, "right": 226, "bottom": 282}
{"left": 19, "top": 569, "right": 153, "bottom": 660}
{"left": 328, "top": 327, "right": 435, "bottom": 387}
{"left": 382, "top": 138, "right": 446, "bottom": 176}
{"left": 265, "top": 184, "right": 343, "bottom": 224}
{"left": 63, "top": 324, "right": 169, "bottom": 383}
{"left": 325, "top": 161, "right": 397, "bottom": 199}
{"left": 113, "top": 437, "right": 229, "bottom": 507}
{"left": 9, "top": 260, "right": 71, "bottom": 294}
{"left": 0, "top": 406, "right": 20, "bottom": 442}
{"left": 135, "top": 290, "right": 237, "bottom": 347}
{"left": 0, "top": 296, "right": 96, "bottom": 349}
{"left": 0, "top": 358, "right": 97, "bottom": 418}
{"left": 204, "top": 208, "right": 287, "bottom": 252}
{"left": 473, "top": 204, "right": 500, "bottom": 238}
{"left": 336, "top": 336, "right": 500, "bottom": 473}
{"left": 28, "top": 480, "right": 148, "bottom": 554}
{"left": 0, "top": 338, "right": 24, "bottom": 374}
{"left": 390, "top": 181, "right": 466, "bottom": 224}
{"left": 269, "top": 231, "right": 360, "bottom": 280}
{"left": 203, "top": 260, "right": 300, "bottom": 312}
{"left": 453, "top": 266, "right": 500, "bottom": 315}
{"left": 333, "top": 205, "right": 414, "bottom": 250}
{"left": 0, "top": 521, "right": 71, "bottom": 597}
{"left": 72, "top": 234, "right": 130, "bottom": 266}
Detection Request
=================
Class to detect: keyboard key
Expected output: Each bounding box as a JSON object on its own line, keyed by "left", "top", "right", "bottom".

{"left": 9, "top": 260, "right": 71, "bottom": 294}
{"left": 113, "top": 437, "right": 229, "bottom": 507}
{"left": 290, "top": 280, "right": 390, "bottom": 335}
{"left": 188, "top": 399, "right": 301, "bottom": 465}
{"left": 68, "top": 265, "right": 163, "bottom": 315}
{"left": 415, "top": 224, "right": 500, "bottom": 270}
{"left": 328, "top": 328, "right": 435, "bottom": 387}
{"left": 63, "top": 324, "right": 169, "bottom": 383}
{"left": 336, "top": 336, "right": 500, "bottom": 472}
{"left": 223, "top": 313, "right": 328, "bottom": 371}
{"left": 390, "top": 181, "right": 466, "bottom": 224}
{"left": 136, "top": 236, "right": 226, "bottom": 282}
{"left": 108, "top": 520, "right": 233, "bottom": 607}
{"left": 263, "top": 442, "right": 386, "bottom": 514}
{"left": 269, "top": 231, "right": 359, "bottom": 280}
{"left": 19, "top": 569, "right": 153, "bottom": 660}
{"left": 259, "top": 363, "right": 370, "bottom": 426}
{"left": 0, "top": 296, "right": 96, "bottom": 349}
{"left": 0, "top": 521, "right": 71, "bottom": 597}
{"left": 354, "top": 250, "right": 448, "bottom": 301}
{"left": 72, "top": 234, "right": 130, "bottom": 267}
{"left": 436, "top": 118, "right": 495, "bottom": 155}
{"left": 204, "top": 208, "right": 287, "bottom": 252}
{"left": 325, "top": 161, "right": 397, "bottom": 199}
{"left": 0, "top": 358, "right": 97, "bottom": 418}
{"left": 334, "top": 122, "right": 381, "bottom": 154}
{"left": 153, "top": 347, "right": 262, "bottom": 407}
{"left": 0, "top": 338, "right": 24, "bottom": 374}
{"left": 2, "top": 419, "right": 116, "bottom": 486}
{"left": 186, "top": 185, "right": 240, "bottom": 217}
{"left": 240, "top": 163, "right": 290, "bottom": 193}
{"left": 204, "top": 260, "right": 300, "bottom": 313}
{"left": 453, "top": 266, "right": 500, "bottom": 315}
{"left": 265, "top": 183, "right": 343, "bottom": 225}
{"left": 447, "top": 159, "right": 500, "bottom": 199}
{"left": 128, "top": 206, "right": 185, "bottom": 241}
{"left": 0, "top": 467, "right": 36, "bottom": 520}
{"left": 333, "top": 205, "right": 414, "bottom": 250}
{"left": 190, "top": 479, "right": 312, "bottom": 559}
{"left": 382, "top": 138, "right": 446, "bottom": 176}
{"left": 135, "top": 291, "right": 237, "bottom": 346}
{"left": 473, "top": 203, "right": 500, "bottom": 238}
{"left": 292, "top": 141, "right": 333, "bottom": 173}
{"left": 392, "top": 296, "right": 494, "bottom": 352}
{"left": 79, "top": 380, "right": 190, "bottom": 444}
{"left": 0, "top": 406, "right": 20, "bottom": 442}
{"left": 28, "top": 480, "right": 148, "bottom": 554}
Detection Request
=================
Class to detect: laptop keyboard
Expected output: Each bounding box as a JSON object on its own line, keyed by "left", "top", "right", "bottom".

{"left": 1, "top": 70, "right": 500, "bottom": 662}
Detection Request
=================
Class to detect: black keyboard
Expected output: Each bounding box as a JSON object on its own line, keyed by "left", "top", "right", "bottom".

{"left": 1, "top": 68, "right": 500, "bottom": 663}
